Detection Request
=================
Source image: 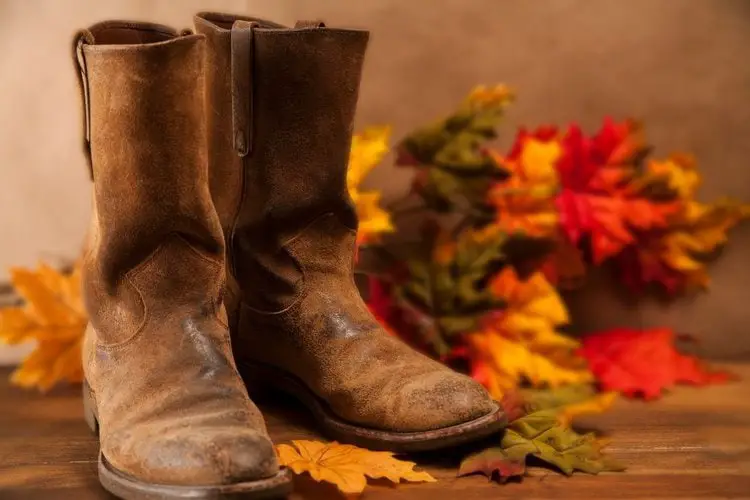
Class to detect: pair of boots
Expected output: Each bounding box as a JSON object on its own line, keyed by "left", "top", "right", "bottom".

{"left": 75, "top": 11, "right": 505, "bottom": 499}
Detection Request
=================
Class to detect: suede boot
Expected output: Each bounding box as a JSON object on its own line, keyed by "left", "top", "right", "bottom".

{"left": 74, "top": 21, "right": 291, "bottom": 498}
{"left": 194, "top": 12, "right": 506, "bottom": 452}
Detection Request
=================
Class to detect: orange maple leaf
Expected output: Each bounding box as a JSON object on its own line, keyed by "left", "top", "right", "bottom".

{"left": 0, "top": 262, "right": 86, "bottom": 391}
{"left": 276, "top": 440, "right": 436, "bottom": 494}
{"left": 486, "top": 137, "right": 560, "bottom": 237}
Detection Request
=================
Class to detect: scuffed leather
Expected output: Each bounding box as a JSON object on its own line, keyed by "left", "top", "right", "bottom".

{"left": 79, "top": 22, "right": 279, "bottom": 486}
{"left": 196, "top": 13, "right": 496, "bottom": 432}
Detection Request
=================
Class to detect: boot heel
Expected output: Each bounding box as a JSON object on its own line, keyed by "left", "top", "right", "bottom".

{"left": 82, "top": 379, "right": 99, "bottom": 435}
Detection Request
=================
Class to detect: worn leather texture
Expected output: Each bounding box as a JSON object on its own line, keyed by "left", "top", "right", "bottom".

{"left": 196, "top": 12, "right": 496, "bottom": 432}
{"left": 78, "top": 22, "right": 279, "bottom": 486}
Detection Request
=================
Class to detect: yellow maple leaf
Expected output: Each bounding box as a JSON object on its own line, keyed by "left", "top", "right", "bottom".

{"left": 347, "top": 126, "right": 394, "bottom": 245}
{"left": 0, "top": 262, "right": 86, "bottom": 391}
{"left": 469, "top": 333, "right": 591, "bottom": 399}
{"left": 277, "top": 440, "right": 436, "bottom": 494}
{"left": 468, "top": 268, "right": 591, "bottom": 398}
{"left": 489, "top": 268, "right": 574, "bottom": 349}
{"left": 487, "top": 138, "right": 561, "bottom": 237}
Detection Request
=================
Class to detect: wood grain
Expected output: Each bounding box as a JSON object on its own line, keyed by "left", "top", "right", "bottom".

{"left": 0, "top": 365, "right": 748, "bottom": 499}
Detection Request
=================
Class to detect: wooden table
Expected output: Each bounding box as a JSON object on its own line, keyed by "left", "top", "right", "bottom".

{"left": 1, "top": 365, "right": 749, "bottom": 499}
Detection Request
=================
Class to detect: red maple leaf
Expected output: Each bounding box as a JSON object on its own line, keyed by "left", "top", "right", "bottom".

{"left": 578, "top": 327, "right": 734, "bottom": 400}
{"left": 554, "top": 119, "right": 675, "bottom": 264}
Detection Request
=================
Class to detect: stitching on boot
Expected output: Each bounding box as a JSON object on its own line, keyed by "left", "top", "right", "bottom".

{"left": 240, "top": 212, "right": 356, "bottom": 317}
{"left": 96, "top": 233, "right": 223, "bottom": 350}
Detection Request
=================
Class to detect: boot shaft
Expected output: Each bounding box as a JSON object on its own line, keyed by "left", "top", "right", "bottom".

{"left": 76, "top": 22, "right": 225, "bottom": 343}
{"left": 195, "top": 13, "right": 368, "bottom": 312}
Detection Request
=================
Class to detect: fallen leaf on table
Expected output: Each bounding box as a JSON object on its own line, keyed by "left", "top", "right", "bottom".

{"left": 276, "top": 440, "right": 436, "bottom": 494}
{"left": 578, "top": 327, "right": 734, "bottom": 399}
{"left": 0, "top": 262, "right": 86, "bottom": 391}
{"left": 458, "top": 446, "right": 530, "bottom": 483}
{"left": 458, "top": 409, "right": 624, "bottom": 483}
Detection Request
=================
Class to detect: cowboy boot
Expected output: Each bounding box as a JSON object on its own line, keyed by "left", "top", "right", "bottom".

{"left": 74, "top": 21, "right": 291, "bottom": 498}
{"left": 195, "top": 12, "right": 506, "bottom": 452}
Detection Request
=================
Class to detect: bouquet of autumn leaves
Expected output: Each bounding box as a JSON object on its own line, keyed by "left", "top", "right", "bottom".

{"left": 349, "top": 85, "right": 747, "bottom": 481}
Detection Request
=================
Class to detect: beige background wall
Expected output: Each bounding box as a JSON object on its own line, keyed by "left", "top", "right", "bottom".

{"left": 1, "top": 0, "right": 749, "bottom": 362}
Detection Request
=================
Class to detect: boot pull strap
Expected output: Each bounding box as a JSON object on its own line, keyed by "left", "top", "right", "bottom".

{"left": 73, "top": 30, "right": 94, "bottom": 179}
{"left": 295, "top": 20, "right": 326, "bottom": 28}
{"left": 231, "top": 21, "right": 256, "bottom": 157}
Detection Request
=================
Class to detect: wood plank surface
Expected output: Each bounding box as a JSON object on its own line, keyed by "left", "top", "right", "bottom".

{"left": 1, "top": 365, "right": 748, "bottom": 499}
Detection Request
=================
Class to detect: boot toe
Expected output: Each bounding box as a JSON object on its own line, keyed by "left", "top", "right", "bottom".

{"left": 108, "top": 427, "right": 280, "bottom": 486}
{"left": 392, "top": 371, "right": 496, "bottom": 432}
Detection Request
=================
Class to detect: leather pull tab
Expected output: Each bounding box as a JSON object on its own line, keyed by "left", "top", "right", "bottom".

{"left": 231, "top": 21, "right": 256, "bottom": 157}
{"left": 73, "top": 30, "right": 94, "bottom": 179}
{"left": 294, "top": 20, "right": 326, "bottom": 28}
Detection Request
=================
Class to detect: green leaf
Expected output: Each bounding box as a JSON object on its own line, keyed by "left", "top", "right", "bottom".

{"left": 397, "top": 91, "right": 512, "bottom": 212}
{"left": 397, "top": 228, "right": 508, "bottom": 344}
{"left": 415, "top": 169, "right": 463, "bottom": 212}
{"left": 459, "top": 409, "right": 625, "bottom": 483}
{"left": 507, "top": 410, "right": 626, "bottom": 476}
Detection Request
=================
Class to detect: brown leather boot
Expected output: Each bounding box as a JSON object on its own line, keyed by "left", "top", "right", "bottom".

{"left": 195, "top": 12, "right": 506, "bottom": 452}
{"left": 74, "top": 21, "right": 291, "bottom": 498}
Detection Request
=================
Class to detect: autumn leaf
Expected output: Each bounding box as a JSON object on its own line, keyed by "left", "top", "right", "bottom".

{"left": 486, "top": 134, "right": 561, "bottom": 237}
{"left": 457, "top": 447, "right": 529, "bottom": 483}
{"left": 0, "top": 262, "right": 86, "bottom": 391}
{"left": 276, "top": 440, "right": 435, "bottom": 494}
{"left": 617, "top": 154, "right": 750, "bottom": 293}
{"left": 395, "top": 85, "right": 513, "bottom": 211}
{"left": 555, "top": 119, "right": 677, "bottom": 263}
{"left": 578, "top": 327, "right": 734, "bottom": 399}
{"left": 465, "top": 268, "right": 591, "bottom": 398}
{"left": 488, "top": 268, "right": 572, "bottom": 348}
{"left": 619, "top": 201, "right": 750, "bottom": 294}
{"left": 467, "top": 333, "right": 591, "bottom": 400}
{"left": 458, "top": 409, "right": 624, "bottom": 482}
{"left": 348, "top": 126, "right": 394, "bottom": 245}
{"left": 397, "top": 227, "right": 508, "bottom": 348}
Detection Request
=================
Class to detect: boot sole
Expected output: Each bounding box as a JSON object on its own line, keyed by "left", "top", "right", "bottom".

{"left": 83, "top": 380, "right": 293, "bottom": 499}
{"left": 240, "top": 361, "right": 508, "bottom": 453}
